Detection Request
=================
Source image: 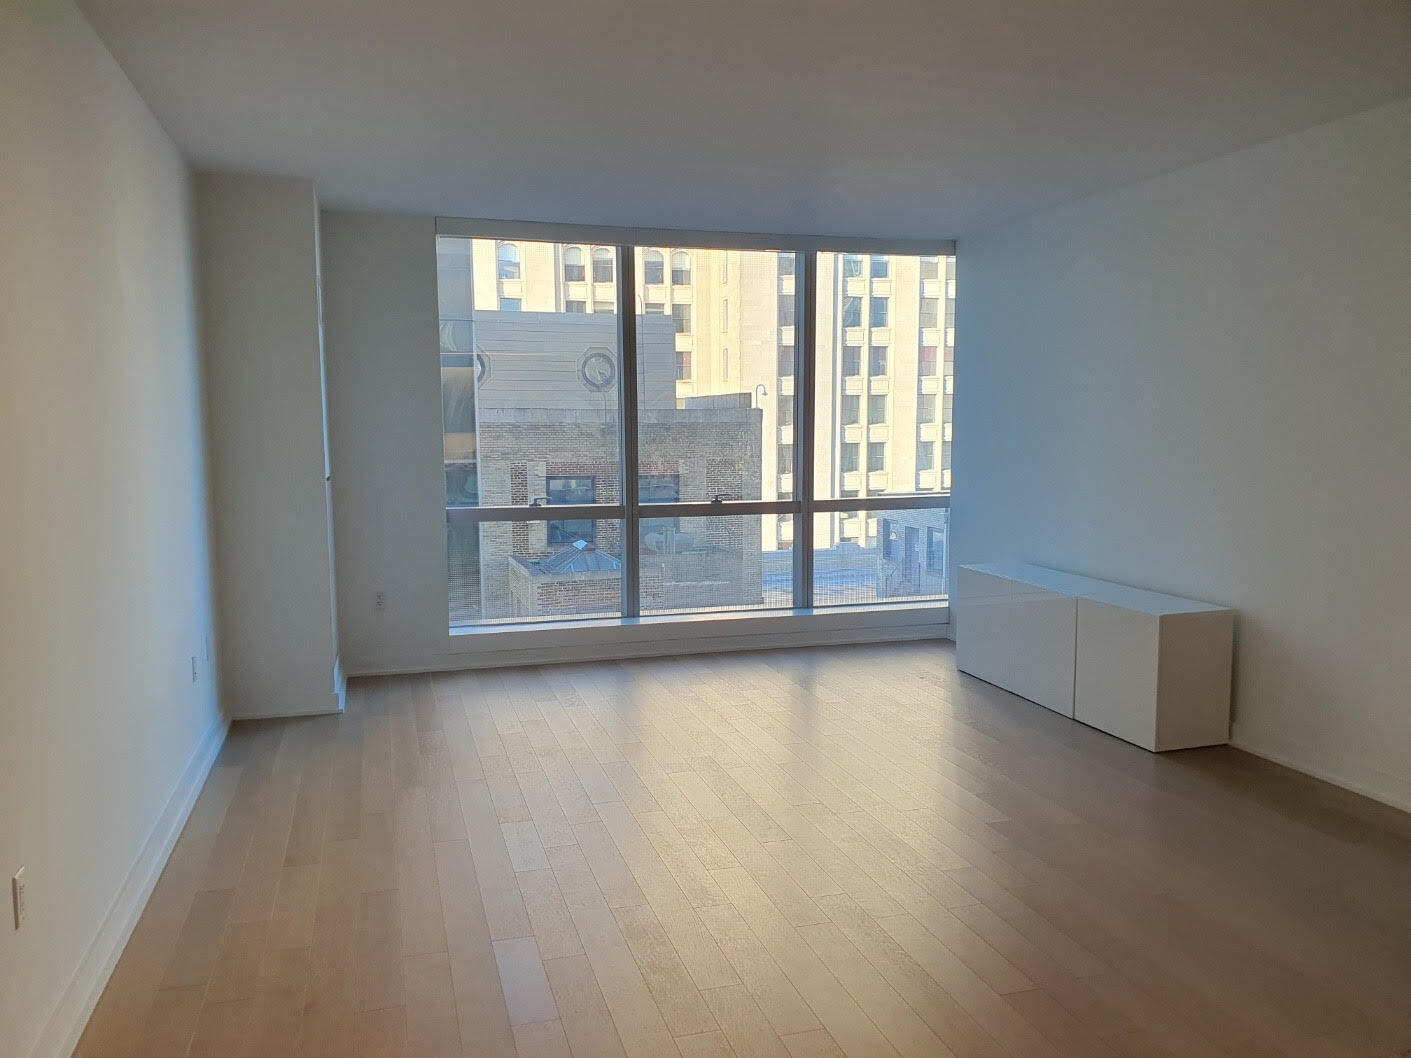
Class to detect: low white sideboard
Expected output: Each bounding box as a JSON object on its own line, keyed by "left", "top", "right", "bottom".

{"left": 954, "top": 562, "right": 1234, "bottom": 752}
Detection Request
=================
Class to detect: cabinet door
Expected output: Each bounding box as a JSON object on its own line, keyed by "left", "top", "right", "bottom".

{"left": 1074, "top": 598, "right": 1160, "bottom": 749}
{"left": 955, "top": 568, "right": 1077, "bottom": 716}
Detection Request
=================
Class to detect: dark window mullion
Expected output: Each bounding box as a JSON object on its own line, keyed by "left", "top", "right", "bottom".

{"left": 616, "top": 245, "right": 640, "bottom": 617}
{"left": 794, "top": 251, "right": 817, "bottom": 609}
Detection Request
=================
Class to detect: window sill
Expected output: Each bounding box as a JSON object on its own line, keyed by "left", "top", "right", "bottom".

{"left": 450, "top": 598, "right": 947, "bottom": 638}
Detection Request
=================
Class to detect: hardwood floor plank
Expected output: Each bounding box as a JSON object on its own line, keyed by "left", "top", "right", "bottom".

{"left": 612, "top": 903, "right": 718, "bottom": 1037}
{"left": 403, "top": 950, "right": 462, "bottom": 1057}
{"left": 460, "top": 779, "right": 534, "bottom": 940}
{"left": 512, "top": 1019, "right": 574, "bottom": 1058}
{"left": 433, "top": 839, "right": 518, "bottom": 1058}
{"left": 542, "top": 953, "right": 629, "bottom": 1058}
{"left": 517, "top": 867, "right": 586, "bottom": 959}
{"left": 694, "top": 902, "right": 821, "bottom": 1038}
{"left": 570, "top": 907, "right": 683, "bottom": 1058}
{"left": 700, "top": 984, "right": 791, "bottom": 1058}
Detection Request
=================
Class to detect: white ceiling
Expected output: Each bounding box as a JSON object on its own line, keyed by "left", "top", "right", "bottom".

{"left": 79, "top": 0, "right": 1411, "bottom": 238}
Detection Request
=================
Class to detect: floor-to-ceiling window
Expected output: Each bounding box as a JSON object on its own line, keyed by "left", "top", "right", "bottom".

{"left": 437, "top": 226, "right": 954, "bottom": 628}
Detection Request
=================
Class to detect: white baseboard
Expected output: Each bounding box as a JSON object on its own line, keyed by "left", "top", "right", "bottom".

{"left": 349, "top": 617, "right": 952, "bottom": 677}
{"left": 1230, "top": 722, "right": 1411, "bottom": 816}
{"left": 29, "top": 715, "right": 230, "bottom": 1058}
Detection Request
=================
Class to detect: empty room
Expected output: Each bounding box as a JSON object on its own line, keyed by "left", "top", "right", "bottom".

{"left": 3, "top": 1, "right": 1411, "bottom": 1056}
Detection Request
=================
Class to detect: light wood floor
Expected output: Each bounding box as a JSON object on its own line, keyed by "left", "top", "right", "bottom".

{"left": 76, "top": 642, "right": 1411, "bottom": 1058}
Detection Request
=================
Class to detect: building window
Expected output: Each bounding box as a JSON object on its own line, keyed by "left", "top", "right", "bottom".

{"left": 918, "top": 440, "right": 935, "bottom": 471}
{"left": 920, "top": 255, "right": 939, "bottom": 280}
{"left": 919, "top": 345, "right": 938, "bottom": 376}
{"left": 671, "top": 251, "right": 692, "bottom": 285}
{"left": 778, "top": 394, "right": 794, "bottom": 427}
{"left": 918, "top": 393, "right": 936, "bottom": 424}
{"left": 869, "top": 345, "right": 888, "bottom": 376}
{"left": 870, "top": 296, "right": 889, "bottom": 327}
{"left": 870, "top": 255, "right": 889, "bottom": 279}
{"left": 566, "top": 299, "right": 587, "bottom": 313}
{"left": 945, "top": 326, "right": 956, "bottom": 347}
{"left": 778, "top": 252, "right": 795, "bottom": 277}
{"left": 722, "top": 300, "right": 729, "bottom": 329}
{"left": 592, "top": 248, "right": 614, "bottom": 283}
{"left": 721, "top": 346, "right": 729, "bottom": 380}
{"left": 646, "top": 301, "right": 665, "bottom": 315}
{"left": 840, "top": 443, "right": 859, "bottom": 472}
{"left": 842, "top": 344, "right": 861, "bottom": 377}
{"left": 926, "top": 526, "right": 945, "bottom": 572}
{"left": 498, "top": 243, "right": 521, "bottom": 280}
{"left": 643, "top": 250, "right": 665, "bottom": 285}
{"left": 881, "top": 519, "right": 900, "bottom": 560}
{"left": 563, "top": 246, "right": 585, "bottom": 283}
{"left": 676, "top": 348, "right": 692, "bottom": 380}
{"left": 841, "top": 394, "right": 860, "bottom": 425}
{"left": 842, "top": 296, "right": 862, "bottom": 328}
{"left": 868, "top": 443, "right": 886, "bottom": 472}
{"left": 868, "top": 394, "right": 886, "bottom": 423}
{"left": 778, "top": 446, "right": 795, "bottom": 474}
{"left": 640, "top": 472, "right": 680, "bottom": 531}
{"left": 778, "top": 345, "right": 795, "bottom": 376}
{"left": 778, "top": 296, "right": 795, "bottom": 328}
{"left": 593, "top": 301, "right": 614, "bottom": 314}
{"left": 499, "top": 297, "right": 522, "bottom": 312}
{"left": 640, "top": 473, "right": 680, "bottom": 503}
{"left": 919, "top": 297, "right": 939, "bottom": 330}
{"left": 842, "top": 254, "right": 863, "bottom": 279}
{"left": 546, "top": 476, "right": 596, "bottom": 547}
{"left": 671, "top": 303, "right": 693, "bottom": 334}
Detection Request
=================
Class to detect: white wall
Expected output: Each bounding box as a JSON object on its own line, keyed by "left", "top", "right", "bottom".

{"left": 320, "top": 211, "right": 449, "bottom": 670}
{"left": 197, "top": 174, "right": 344, "bottom": 718}
{"left": 0, "top": 3, "right": 224, "bottom": 1056}
{"left": 320, "top": 210, "right": 950, "bottom": 674}
{"left": 953, "top": 98, "right": 1411, "bottom": 810}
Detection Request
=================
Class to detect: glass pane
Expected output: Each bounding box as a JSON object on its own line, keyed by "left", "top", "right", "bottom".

{"left": 812, "top": 508, "right": 949, "bottom": 606}
{"left": 437, "top": 235, "right": 622, "bottom": 513}
{"left": 640, "top": 515, "right": 791, "bottom": 615}
{"left": 449, "top": 515, "right": 623, "bottom": 625}
{"left": 634, "top": 247, "right": 796, "bottom": 505}
{"left": 814, "top": 251, "right": 956, "bottom": 498}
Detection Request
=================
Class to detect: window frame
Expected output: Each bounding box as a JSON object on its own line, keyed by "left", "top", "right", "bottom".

{"left": 671, "top": 250, "right": 692, "bottom": 286}
{"left": 670, "top": 302, "right": 693, "bottom": 334}
{"left": 563, "top": 246, "right": 585, "bottom": 283}
{"left": 436, "top": 220, "right": 954, "bottom": 621}
{"left": 591, "top": 247, "right": 615, "bottom": 283}
{"left": 497, "top": 242, "right": 521, "bottom": 280}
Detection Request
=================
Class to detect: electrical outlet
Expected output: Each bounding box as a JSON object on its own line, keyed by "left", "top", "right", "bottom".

{"left": 12, "top": 867, "right": 24, "bottom": 930}
{"left": 374, "top": 591, "right": 386, "bottom": 611}
{"left": 191, "top": 655, "right": 198, "bottom": 682}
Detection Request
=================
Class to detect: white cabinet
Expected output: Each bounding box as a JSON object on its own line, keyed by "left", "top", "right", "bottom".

{"left": 955, "top": 563, "right": 1233, "bottom": 752}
